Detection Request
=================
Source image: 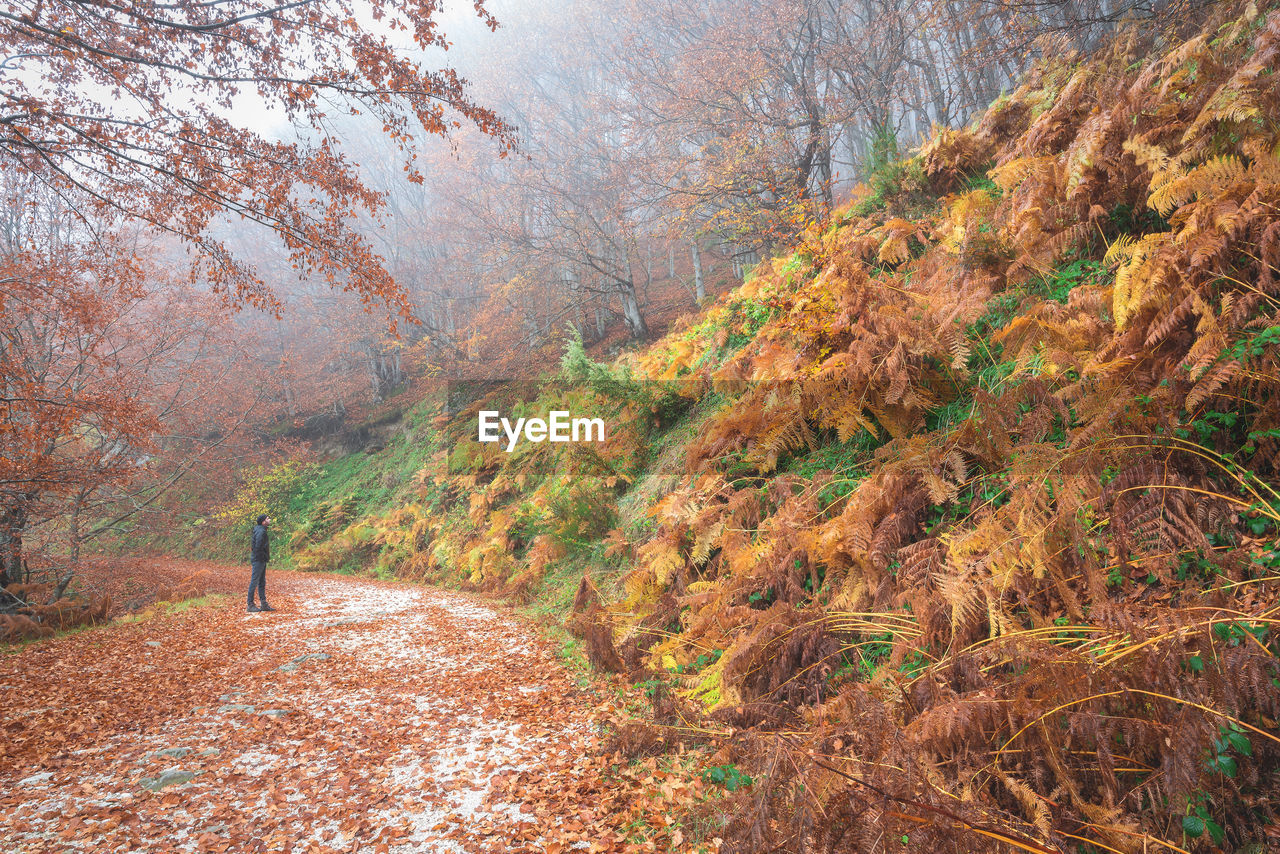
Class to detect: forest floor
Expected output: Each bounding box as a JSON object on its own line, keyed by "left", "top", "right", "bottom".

{"left": 0, "top": 564, "right": 662, "bottom": 854}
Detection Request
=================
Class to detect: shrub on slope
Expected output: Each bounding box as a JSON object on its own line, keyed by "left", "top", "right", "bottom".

{"left": 583, "top": 5, "right": 1280, "bottom": 851}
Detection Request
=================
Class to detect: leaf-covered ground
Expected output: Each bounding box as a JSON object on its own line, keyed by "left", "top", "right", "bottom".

{"left": 0, "top": 564, "right": 668, "bottom": 854}
{"left": 73, "top": 558, "right": 250, "bottom": 618}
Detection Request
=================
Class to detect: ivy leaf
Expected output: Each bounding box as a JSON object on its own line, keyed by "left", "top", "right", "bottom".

{"left": 1226, "top": 731, "right": 1252, "bottom": 756}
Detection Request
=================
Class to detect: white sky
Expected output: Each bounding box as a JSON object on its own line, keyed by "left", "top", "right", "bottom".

{"left": 0, "top": 0, "right": 517, "bottom": 141}
{"left": 224, "top": 0, "right": 512, "bottom": 139}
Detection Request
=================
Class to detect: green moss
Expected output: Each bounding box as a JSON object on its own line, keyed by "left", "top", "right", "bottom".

{"left": 1027, "top": 258, "right": 1107, "bottom": 304}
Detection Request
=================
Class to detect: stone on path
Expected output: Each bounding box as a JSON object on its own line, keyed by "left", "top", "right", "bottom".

{"left": 277, "top": 652, "right": 331, "bottom": 673}
{"left": 147, "top": 747, "right": 192, "bottom": 761}
{"left": 217, "top": 703, "right": 255, "bottom": 714}
{"left": 140, "top": 769, "right": 197, "bottom": 791}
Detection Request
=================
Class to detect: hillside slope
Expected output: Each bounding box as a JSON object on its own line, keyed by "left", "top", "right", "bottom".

{"left": 222, "top": 4, "right": 1280, "bottom": 851}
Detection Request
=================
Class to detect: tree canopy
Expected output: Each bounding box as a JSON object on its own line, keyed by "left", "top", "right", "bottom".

{"left": 0, "top": 0, "right": 513, "bottom": 314}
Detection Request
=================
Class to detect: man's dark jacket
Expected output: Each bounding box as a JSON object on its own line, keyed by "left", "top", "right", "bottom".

{"left": 251, "top": 523, "right": 270, "bottom": 563}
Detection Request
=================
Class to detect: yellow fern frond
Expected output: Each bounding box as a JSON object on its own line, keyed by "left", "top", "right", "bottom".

{"left": 1103, "top": 233, "right": 1137, "bottom": 266}
{"left": 691, "top": 521, "right": 725, "bottom": 567}
{"left": 1148, "top": 155, "right": 1245, "bottom": 215}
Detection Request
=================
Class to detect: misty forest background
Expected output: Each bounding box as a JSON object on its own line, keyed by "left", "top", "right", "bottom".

{"left": 5, "top": 0, "right": 1146, "bottom": 574}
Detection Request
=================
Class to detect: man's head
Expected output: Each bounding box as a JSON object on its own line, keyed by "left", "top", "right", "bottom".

{"left": 257, "top": 514, "right": 269, "bottom": 527}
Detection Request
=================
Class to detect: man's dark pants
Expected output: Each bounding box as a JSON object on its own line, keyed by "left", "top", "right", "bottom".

{"left": 248, "top": 560, "right": 267, "bottom": 607}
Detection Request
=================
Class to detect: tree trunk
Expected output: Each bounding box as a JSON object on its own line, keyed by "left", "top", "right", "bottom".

{"left": 619, "top": 283, "right": 649, "bottom": 339}
{"left": 690, "top": 239, "right": 705, "bottom": 304}
{"left": 53, "top": 489, "right": 87, "bottom": 601}
{"left": 565, "top": 268, "right": 586, "bottom": 332}
{"left": 0, "top": 501, "right": 29, "bottom": 589}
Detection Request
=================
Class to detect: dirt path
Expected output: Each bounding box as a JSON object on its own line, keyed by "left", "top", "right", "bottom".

{"left": 0, "top": 565, "right": 640, "bottom": 853}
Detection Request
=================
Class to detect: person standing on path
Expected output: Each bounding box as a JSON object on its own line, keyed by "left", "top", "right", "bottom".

{"left": 248, "top": 514, "right": 275, "bottom": 613}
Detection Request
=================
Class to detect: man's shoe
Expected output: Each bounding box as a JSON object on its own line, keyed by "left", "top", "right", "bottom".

{"left": 259, "top": 604, "right": 276, "bottom": 612}
{"left": 247, "top": 604, "right": 261, "bottom": 613}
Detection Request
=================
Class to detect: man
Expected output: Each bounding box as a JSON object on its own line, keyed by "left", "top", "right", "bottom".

{"left": 248, "top": 514, "right": 275, "bottom": 613}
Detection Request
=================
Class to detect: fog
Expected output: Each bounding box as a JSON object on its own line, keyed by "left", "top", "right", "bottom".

{"left": 0, "top": 0, "right": 1146, "bottom": 437}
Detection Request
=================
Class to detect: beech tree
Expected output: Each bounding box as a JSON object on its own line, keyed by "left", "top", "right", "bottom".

{"left": 0, "top": 0, "right": 513, "bottom": 315}
{"left": 0, "top": 230, "right": 157, "bottom": 587}
{"left": 0, "top": 0, "right": 515, "bottom": 592}
{"left": 0, "top": 184, "right": 248, "bottom": 589}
